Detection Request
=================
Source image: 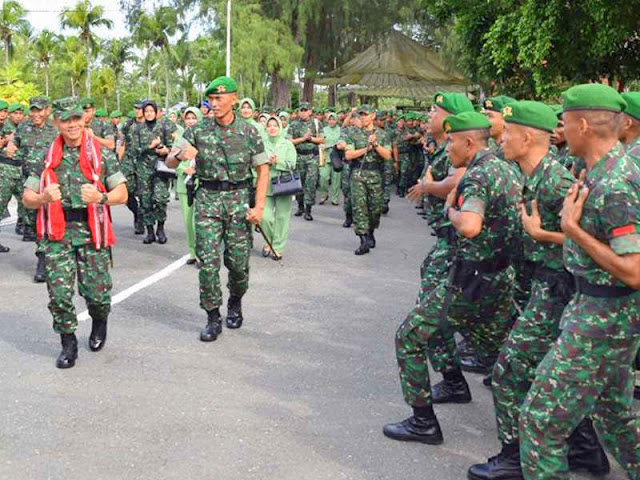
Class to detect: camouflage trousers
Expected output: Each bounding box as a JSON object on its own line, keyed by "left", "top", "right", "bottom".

{"left": 0, "top": 163, "right": 25, "bottom": 227}
{"left": 382, "top": 159, "right": 394, "bottom": 203}
{"left": 395, "top": 267, "right": 515, "bottom": 407}
{"left": 341, "top": 164, "right": 352, "bottom": 215}
{"left": 120, "top": 155, "right": 138, "bottom": 197}
{"left": 138, "top": 167, "right": 170, "bottom": 226}
{"left": 296, "top": 153, "right": 319, "bottom": 207}
{"left": 520, "top": 294, "right": 640, "bottom": 480}
{"left": 492, "top": 278, "right": 569, "bottom": 444}
{"left": 195, "top": 188, "right": 252, "bottom": 312}
{"left": 398, "top": 152, "right": 412, "bottom": 189}
{"left": 44, "top": 240, "right": 112, "bottom": 334}
{"left": 351, "top": 169, "right": 383, "bottom": 235}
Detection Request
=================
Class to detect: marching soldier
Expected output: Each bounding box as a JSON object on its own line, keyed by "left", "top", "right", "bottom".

{"left": 120, "top": 100, "right": 145, "bottom": 234}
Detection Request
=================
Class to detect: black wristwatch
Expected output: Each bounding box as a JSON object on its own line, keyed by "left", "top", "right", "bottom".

{"left": 99, "top": 193, "right": 108, "bottom": 205}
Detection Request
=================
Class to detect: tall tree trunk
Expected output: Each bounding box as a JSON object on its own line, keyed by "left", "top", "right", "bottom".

{"left": 165, "top": 66, "right": 170, "bottom": 110}
{"left": 270, "top": 73, "right": 290, "bottom": 108}
{"left": 302, "top": 77, "right": 314, "bottom": 103}
{"left": 71, "top": 77, "right": 75, "bottom": 97}
{"left": 85, "top": 43, "right": 92, "bottom": 96}
{"left": 116, "top": 85, "right": 121, "bottom": 110}
{"left": 147, "top": 65, "right": 152, "bottom": 99}
{"left": 45, "top": 66, "right": 49, "bottom": 97}
{"left": 328, "top": 85, "right": 336, "bottom": 107}
{"left": 4, "top": 38, "right": 9, "bottom": 67}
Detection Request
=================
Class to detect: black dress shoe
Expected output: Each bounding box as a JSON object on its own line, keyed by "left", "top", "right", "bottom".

{"left": 468, "top": 449, "right": 523, "bottom": 480}
{"left": 226, "top": 295, "right": 243, "bottom": 329}
{"left": 56, "top": 333, "right": 78, "bottom": 369}
{"left": 143, "top": 226, "right": 156, "bottom": 244}
{"left": 432, "top": 377, "right": 472, "bottom": 404}
{"left": 156, "top": 222, "right": 167, "bottom": 244}
{"left": 200, "top": 309, "right": 222, "bottom": 342}
{"left": 89, "top": 314, "right": 108, "bottom": 352}
{"left": 461, "top": 355, "right": 492, "bottom": 374}
{"left": 34, "top": 252, "right": 46, "bottom": 283}
{"left": 354, "top": 235, "right": 370, "bottom": 255}
{"left": 0, "top": 243, "right": 9, "bottom": 253}
{"left": 383, "top": 415, "right": 443, "bottom": 445}
{"left": 568, "top": 418, "right": 610, "bottom": 475}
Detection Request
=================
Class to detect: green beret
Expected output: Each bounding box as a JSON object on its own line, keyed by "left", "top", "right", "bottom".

{"left": 502, "top": 101, "right": 558, "bottom": 133}
{"left": 30, "top": 95, "right": 50, "bottom": 110}
{"left": 433, "top": 92, "right": 474, "bottom": 115}
{"left": 298, "top": 102, "right": 311, "bottom": 111}
{"left": 443, "top": 111, "right": 491, "bottom": 133}
{"left": 95, "top": 108, "right": 107, "bottom": 117}
{"left": 357, "top": 104, "right": 375, "bottom": 114}
{"left": 562, "top": 84, "right": 626, "bottom": 113}
{"left": 0, "top": 99, "right": 8, "bottom": 110}
{"left": 483, "top": 95, "right": 517, "bottom": 113}
{"left": 23, "top": 106, "right": 28, "bottom": 115}
{"left": 53, "top": 97, "right": 84, "bottom": 120}
{"left": 621, "top": 92, "right": 640, "bottom": 121}
{"left": 110, "top": 110, "right": 122, "bottom": 118}
{"left": 8, "top": 103, "right": 22, "bottom": 113}
{"left": 80, "top": 97, "right": 96, "bottom": 109}
{"left": 127, "top": 110, "right": 135, "bottom": 119}
{"left": 204, "top": 76, "right": 237, "bottom": 96}
{"left": 548, "top": 104, "right": 563, "bottom": 118}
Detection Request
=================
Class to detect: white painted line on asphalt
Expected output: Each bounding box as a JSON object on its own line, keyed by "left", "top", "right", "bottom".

{"left": 0, "top": 215, "right": 17, "bottom": 227}
{"left": 78, "top": 254, "right": 191, "bottom": 322}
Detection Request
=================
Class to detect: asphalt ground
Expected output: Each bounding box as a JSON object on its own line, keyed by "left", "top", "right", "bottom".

{"left": 0, "top": 191, "right": 632, "bottom": 480}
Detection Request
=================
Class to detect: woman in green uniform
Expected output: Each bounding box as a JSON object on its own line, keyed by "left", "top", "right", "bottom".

{"left": 318, "top": 112, "right": 341, "bottom": 205}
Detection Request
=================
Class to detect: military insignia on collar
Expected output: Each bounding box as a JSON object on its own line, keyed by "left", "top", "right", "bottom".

{"left": 485, "top": 100, "right": 493, "bottom": 108}
{"left": 217, "top": 85, "right": 227, "bottom": 93}
{"left": 436, "top": 95, "right": 444, "bottom": 103}
{"left": 502, "top": 106, "right": 513, "bottom": 117}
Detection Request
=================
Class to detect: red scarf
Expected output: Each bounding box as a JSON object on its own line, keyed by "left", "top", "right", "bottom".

{"left": 37, "top": 131, "right": 115, "bottom": 250}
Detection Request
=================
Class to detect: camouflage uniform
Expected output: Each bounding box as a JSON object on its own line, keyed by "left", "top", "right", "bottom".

{"left": 289, "top": 118, "right": 322, "bottom": 207}
{"left": 182, "top": 115, "right": 267, "bottom": 312}
{"left": 345, "top": 126, "right": 388, "bottom": 235}
{"left": 520, "top": 143, "right": 640, "bottom": 480}
{"left": 120, "top": 119, "right": 141, "bottom": 197}
{"left": 24, "top": 146, "right": 126, "bottom": 334}
{"left": 0, "top": 119, "right": 25, "bottom": 231}
{"left": 131, "top": 120, "right": 177, "bottom": 227}
{"left": 338, "top": 127, "right": 354, "bottom": 218}
{"left": 395, "top": 149, "right": 519, "bottom": 407}
{"left": 395, "top": 126, "right": 412, "bottom": 193}
{"left": 492, "top": 155, "right": 574, "bottom": 445}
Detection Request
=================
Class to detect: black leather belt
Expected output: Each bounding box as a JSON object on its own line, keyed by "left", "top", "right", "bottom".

{"left": 456, "top": 255, "right": 510, "bottom": 275}
{"left": 434, "top": 226, "right": 454, "bottom": 240}
{"left": 296, "top": 147, "right": 319, "bottom": 156}
{"left": 64, "top": 209, "right": 88, "bottom": 222}
{"left": 352, "top": 161, "right": 381, "bottom": 171}
{"left": 575, "top": 277, "right": 636, "bottom": 298}
{"left": 0, "top": 157, "right": 20, "bottom": 167}
{"left": 199, "top": 179, "right": 250, "bottom": 191}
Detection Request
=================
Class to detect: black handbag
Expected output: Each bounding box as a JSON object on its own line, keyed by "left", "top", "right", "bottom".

{"left": 330, "top": 147, "right": 344, "bottom": 172}
{"left": 271, "top": 170, "right": 303, "bottom": 197}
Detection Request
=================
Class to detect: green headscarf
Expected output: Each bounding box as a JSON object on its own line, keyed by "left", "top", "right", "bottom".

{"left": 265, "top": 115, "right": 285, "bottom": 148}
{"left": 184, "top": 106, "right": 203, "bottom": 122}
{"left": 323, "top": 112, "right": 341, "bottom": 149}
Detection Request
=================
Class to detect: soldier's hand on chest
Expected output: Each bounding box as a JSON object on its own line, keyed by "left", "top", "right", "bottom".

{"left": 42, "top": 183, "right": 61, "bottom": 203}
{"left": 5, "top": 141, "right": 16, "bottom": 158}
{"left": 149, "top": 137, "right": 161, "bottom": 149}
{"left": 81, "top": 184, "right": 102, "bottom": 204}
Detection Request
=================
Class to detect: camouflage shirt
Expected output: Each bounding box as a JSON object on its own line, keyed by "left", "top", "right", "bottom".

{"left": 394, "top": 127, "right": 412, "bottom": 152}
{"left": 454, "top": 149, "right": 522, "bottom": 262}
{"left": 288, "top": 118, "right": 323, "bottom": 154}
{"left": 625, "top": 135, "right": 640, "bottom": 160}
{"left": 424, "top": 140, "right": 451, "bottom": 231}
{"left": 131, "top": 120, "right": 177, "bottom": 168}
{"left": 521, "top": 155, "right": 574, "bottom": 270}
{"left": 24, "top": 145, "right": 126, "bottom": 246}
{"left": 87, "top": 118, "right": 114, "bottom": 140}
{"left": 345, "top": 126, "right": 391, "bottom": 166}
{"left": 14, "top": 118, "right": 58, "bottom": 176}
{"left": 182, "top": 114, "right": 267, "bottom": 182}
{"left": 550, "top": 142, "right": 585, "bottom": 178}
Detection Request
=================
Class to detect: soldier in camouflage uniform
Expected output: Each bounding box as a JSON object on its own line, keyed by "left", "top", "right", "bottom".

{"left": 80, "top": 98, "right": 115, "bottom": 152}
{"left": 374, "top": 112, "right": 393, "bottom": 214}
{"left": 22, "top": 97, "right": 128, "bottom": 369}
{"left": 131, "top": 99, "right": 177, "bottom": 245}
{"left": 120, "top": 100, "right": 145, "bottom": 234}
{"left": 167, "top": 76, "right": 268, "bottom": 342}
{"left": 344, "top": 105, "right": 391, "bottom": 255}
{"left": 8, "top": 96, "right": 58, "bottom": 281}
{"left": 393, "top": 114, "right": 413, "bottom": 197}
{"left": 549, "top": 106, "right": 587, "bottom": 177}
{"left": 289, "top": 102, "right": 324, "bottom": 221}
{"left": 469, "top": 101, "right": 608, "bottom": 480}
{"left": 336, "top": 115, "right": 361, "bottom": 228}
{"left": 520, "top": 84, "right": 640, "bottom": 480}
{"left": 384, "top": 111, "right": 519, "bottom": 445}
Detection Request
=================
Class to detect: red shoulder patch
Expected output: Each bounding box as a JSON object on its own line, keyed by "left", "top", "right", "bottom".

{"left": 612, "top": 224, "right": 637, "bottom": 237}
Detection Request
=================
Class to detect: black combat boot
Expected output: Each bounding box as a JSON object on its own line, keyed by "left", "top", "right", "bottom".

{"left": 0, "top": 242, "right": 9, "bottom": 253}
{"left": 383, "top": 406, "right": 443, "bottom": 445}
{"left": 367, "top": 230, "right": 376, "bottom": 249}
{"left": 128, "top": 197, "right": 144, "bottom": 234}
{"left": 483, "top": 373, "right": 493, "bottom": 388}
{"left": 294, "top": 196, "right": 304, "bottom": 216}
{"left": 461, "top": 354, "right": 493, "bottom": 374}
{"left": 382, "top": 200, "right": 389, "bottom": 215}
{"left": 226, "top": 295, "right": 243, "bottom": 329}
{"left": 354, "top": 235, "right": 370, "bottom": 255}
{"left": 56, "top": 333, "right": 78, "bottom": 369}
{"left": 457, "top": 336, "right": 477, "bottom": 357}
{"left": 22, "top": 225, "right": 36, "bottom": 242}
{"left": 398, "top": 187, "right": 406, "bottom": 198}
{"left": 342, "top": 212, "right": 353, "bottom": 228}
{"left": 432, "top": 368, "right": 472, "bottom": 404}
{"left": 567, "top": 418, "right": 610, "bottom": 475}
{"left": 468, "top": 443, "right": 523, "bottom": 480}
{"left": 635, "top": 386, "right": 640, "bottom": 400}
{"left": 88, "top": 306, "right": 109, "bottom": 352}
{"left": 200, "top": 309, "right": 223, "bottom": 342}
{"left": 156, "top": 222, "right": 167, "bottom": 244}
{"left": 143, "top": 225, "right": 156, "bottom": 244}
{"left": 15, "top": 221, "right": 24, "bottom": 235}
{"left": 303, "top": 205, "right": 313, "bottom": 221}
{"left": 34, "top": 252, "right": 46, "bottom": 283}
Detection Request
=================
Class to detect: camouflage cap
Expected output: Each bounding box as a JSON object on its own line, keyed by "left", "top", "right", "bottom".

{"left": 562, "top": 84, "right": 626, "bottom": 113}
{"left": 433, "top": 92, "right": 474, "bottom": 115}
{"left": 0, "top": 99, "right": 8, "bottom": 110}
{"left": 621, "top": 92, "right": 640, "bottom": 121}
{"left": 53, "top": 97, "right": 84, "bottom": 120}
{"left": 357, "top": 104, "right": 375, "bottom": 114}
{"left": 443, "top": 111, "right": 491, "bottom": 133}
{"left": 8, "top": 103, "right": 22, "bottom": 113}
{"left": 502, "top": 101, "right": 558, "bottom": 133}
{"left": 80, "top": 97, "right": 96, "bottom": 109}
{"left": 133, "top": 99, "right": 144, "bottom": 108}
{"left": 29, "top": 95, "right": 51, "bottom": 110}
{"left": 298, "top": 102, "right": 311, "bottom": 111}
{"left": 483, "top": 95, "right": 517, "bottom": 113}
{"left": 204, "top": 76, "right": 238, "bottom": 96}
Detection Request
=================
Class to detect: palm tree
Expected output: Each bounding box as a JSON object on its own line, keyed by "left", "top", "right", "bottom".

{"left": 0, "top": 1, "right": 29, "bottom": 67}
{"left": 133, "top": 7, "right": 183, "bottom": 108}
{"left": 55, "top": 36, "right": 87, "bottom": 97}
{"left": 33, "top": 30, "right": 59, "bottom": 96}
{"left": 103, "top": 38, "right": 134, "bottom": 109}
{"left": 171, "top": 38, "right": 193, "bottom": 102}
{"left": 60, "top": 0, "right": 113, "bottom": 96}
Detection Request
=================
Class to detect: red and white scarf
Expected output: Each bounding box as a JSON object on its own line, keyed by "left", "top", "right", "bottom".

{"left": 37, "top": 131, "right": 115, "bottom": 249}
